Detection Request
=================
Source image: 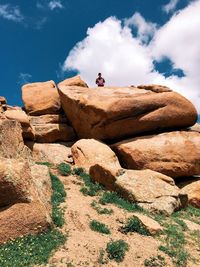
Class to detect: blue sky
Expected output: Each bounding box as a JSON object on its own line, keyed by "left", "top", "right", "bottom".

{"left": 0, "top": 0, "right": 199, "bottom": 115}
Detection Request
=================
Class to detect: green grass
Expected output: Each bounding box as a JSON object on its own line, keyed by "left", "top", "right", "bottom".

{"left": 90, "top": 220, "right": 111, "bottom": 235}
{"left": 172, "top": 205, "right": 200, "bottom": 225}
{"left": 72, "top": 167, "right": 85, "bottom": 176}
{"left": 159, "top": 223, "right": 189, "bottom": 267}
{"left": 50, "top": 172, "right": 66, "bottom": 227}
{"left": 35, "top": 162, "right": 53, "bottom": 168}
{"left": 144, "top": 255, "right": 166, "bottom": 267}
{"left": 79, "top": 172, "right": 104, "bottom": 196}
{"left": 58, "top": 163, "right": 72, "bottom": 176}
{"left": 106, "top": 240, "right": 129, "bottom": 263}
{"left": 99, "top": 191, "right": 143, "bottom": 213}
{"left": 91, "top": 201, "right": 113, "bottom": 215}
{"left": 0, "top": 229, "right": 66, "bottom": 267}
{"left": 120, "top": 216, "right": 151, "bottom": 236}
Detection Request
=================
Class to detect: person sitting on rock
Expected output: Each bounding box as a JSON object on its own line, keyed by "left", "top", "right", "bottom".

{"left": 96, "top": 73, "right": 105, "bottom": 87}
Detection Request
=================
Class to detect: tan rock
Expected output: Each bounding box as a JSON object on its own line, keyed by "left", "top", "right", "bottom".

{"left": 0, "top": 118, "right": 31, "bottom": 160}
{"left": 26, "top": 142, "right": 74, "bottom": 165}
{"left": 71, "top": 139, "right": 121, "bottom": 171}
{"left": 181, "top": 180, "right": 200, "bottom": 208}
{"left": 137, "top": 84, "right": 172, "bottom": 93}
{"left": 58, "top": 75, "right": 88, "bottom": 88}
{"left": 4, "top": 107, "right": 35, "bottom": 140}
{"left": 0, "top": 159, "right": 33, "bottom": 207}
{"left": 0, "top": 96, "right": 7, "bottom": 105}
{"left": 0, "top": 159, "right": 52, "bottom": 244}
{"left": 0, "top": 201, "right": 52, "bottom": 244}
{"left": 33, "top": 123, "right": 76, "bottom": 143}
{"left": 190, "top": 123, "right": 200, "bottom": 132}
{"left": 112, "top": 131, "right": 200, "bottom": 178}
{"left": 90, "top": 164, "right": 186, "bottom": 215}
{"left": 58, "top": 85, "right": 197, "bottom": 140}
{"left": 182, "top": 219, "right": 200, "bottom": 231}
{"left": 30, "top": 114, "right": 68, "bottom": 125}
{"left": 22, "top": 80, "right": 61, "bottom": 115}
{"left": 131, "top": 213, "right": 163, "bottom": 235}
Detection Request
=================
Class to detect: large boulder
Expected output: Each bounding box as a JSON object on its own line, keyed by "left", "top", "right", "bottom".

{"left": 58, "top": 85, "right": 197, "bottom": 140}
{"left": 58, "top": 75, "right": 88, "bottom": 88}
{"left": 29, "top": 114, "right": 76, "bottom": 143}
{"left": 181, "top": 179, "right": 200, "bottom": 208}
{"left": 90, "top": 165, "right": 186, "bottom": 215}
{"left": 71, "top": 139, "right": 121, "bottom": 171}
{"left": 22, "top": 80, "right": 61, "bottom": 115}
{"left": 4, "top": 107, "right": 35, "bottom": 140}
{"left": 26, "top": 142, "right": 74, "bottom": 165}
{"left": 0, "top": 159, "right": 52, "bottom": 244}
{"left": 112, "top": 131, "right": 200, "bottom": 178}
{"left": 0, "top": 118, "right": 31, "bottom": 160}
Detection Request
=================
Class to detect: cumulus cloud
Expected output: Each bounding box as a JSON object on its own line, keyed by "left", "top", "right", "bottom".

{"left": 48, "top": 0, "right": 63, "bottom": 10}
{"left": 162, "top": 0, "right": 180, "bottom": 14}
{"left": 0, "top": 4, "right": 24, "bottom": 22}
{"left": 62, "top": 0, "right": 200, "bottom": 113}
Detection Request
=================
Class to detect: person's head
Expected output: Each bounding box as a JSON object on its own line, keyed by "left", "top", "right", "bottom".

{"left": 98, "top": 73, "right": 102, "bottom": 77}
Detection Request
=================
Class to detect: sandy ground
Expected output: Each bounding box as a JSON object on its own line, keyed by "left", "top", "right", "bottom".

{"left": 48, "top": 173, "right": 174, "bottom": 267}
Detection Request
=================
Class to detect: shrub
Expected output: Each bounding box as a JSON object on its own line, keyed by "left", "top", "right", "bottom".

{"left": 91, "top": 201, "right": 113, "bottom": 215}
{"left": 106, "top": 240, "right": 129, "bottom": 262}
{"left": 99, "top": 192, "right": 143, "bottom": 212}
{"left": 79, "top": 172, "right": 103, "bottom": 196}
{"left": 73, "top": 167, "right": 85, "bottom": 176}
{"left": 35, "top": 162, "right": 53, "bottom": 167}
{"left": 90, "top": 220, "right": 111, "bottom": 235}
{"left": 58, "top": 163, "right": 72, "bottom": 176}
{"left": 120, "top": 216, "right": 151, "bottom": 236}
{"left": 144, "top": 255, "right": 166, "bottom": 267}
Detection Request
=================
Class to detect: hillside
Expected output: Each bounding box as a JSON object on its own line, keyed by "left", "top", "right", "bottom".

{"left": 0, "top": 75, "right": 200, "bottom": 267}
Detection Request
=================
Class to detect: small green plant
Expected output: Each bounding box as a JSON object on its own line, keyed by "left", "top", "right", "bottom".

{"left": 99, "top": 191, "right": 143, "bottom": 213}
{"left": 73, "top": 167, "right": 85, "bottom": 176}
{"left": 172, "top": 205, "right": 200, "bottom": 225}
{"left": 91, "top": 201, "right": 113, "bottom": 215}
{"left": 79, "top": 172, "right": 103, "bottom": 196}
{"left": 106, "top": 240, "right": 129, "bottom": 263}
{"left": 0, "top": 229, "right": 66, "bottom": 267}
{"left": 35, "top": 161, "right": 53, "bottom": 167}
{"left": 159, "top": 223, "right": 189, "bottom": 267}
{"left": 144, "top": 255, "right": 166, "bottom": 267}
{"left": 58, "top": 163, "right": 72, "bottom": 176}
{"left": 90, "top": 220, "right": 111, "bottom": 235}
{"left": 50, "top": 172, "right": 66, "bottom": 227}
{"left": 120, "top": 216, "right": 151, "bottom": 236}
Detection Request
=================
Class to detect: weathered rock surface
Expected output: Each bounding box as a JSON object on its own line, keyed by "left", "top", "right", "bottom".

{"left": 29, "top": 114, "right": 75, "bottom": 143}
{"left": 58, "top": 85, "right": 197, "bottom": 140}
{"left": 0, "top": 201, "right": 52, "bottom": 244}
{"left": 71, "top": 139, "right": 121, "bottom": 171}
{"left": 181, "top": 179, "right": 200, "bottom": 208}
{"left": 26, "top": 142, "right": 74, "bottom": 165}
{"left": 90, "top": 164, "right": 186, "bottom": 215}
{"left": 5, "top": 107, "right": 35, "bottom": 140}
{"left": 22, "top": 80, "right": 61, "bottom": 115}
{"left": 58, "top": 75, "right": 88, "bottom": 88}
{"left": 0, "top": 159, "right": 52, "bottom": 244}
{"left": 0, "top": 96, "right": 7, "bottom": 113}
{"left": 131, "top": 213, "right": 163, "bottom": 235}
{"left": 112, "top": 131, "right": 200, "bottom": 178}
{"left": 0, "top": 118, "right": 31, "bottom": 160}
{"left": 33, "top": 123, "right": 76, "bottom": 143}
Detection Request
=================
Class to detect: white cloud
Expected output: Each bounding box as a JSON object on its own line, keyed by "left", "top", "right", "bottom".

{"left": 162, "top": 0, "right": 179, "bottom": 14}
{"left": 48, "top": 0, "right": 63, "bottom": 10}
{"left": 18, "top": 73, "right": 32, "bottom": 85}
{"left": 124, "top": 12, "right": 157, "bottom": 43}
{"left": 62, "top": 0, "right": 200, "bottom": 113}
{"left": 0, "top": 4, "right": 24, "bottom": 22}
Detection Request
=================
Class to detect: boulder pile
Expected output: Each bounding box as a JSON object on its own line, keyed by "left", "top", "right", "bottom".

{"left": 0, "top": 75, "right": 199, "bottom": 239}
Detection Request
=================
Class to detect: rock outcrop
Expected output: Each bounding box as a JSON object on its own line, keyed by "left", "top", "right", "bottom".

{"left": 112, "top": 131, "right": 200, "bottom": 178}
{"left": 22, "top": 80, "right": 61, "bottom": 115}
{"left": 71, "top": 139, "right": 121, "bottom": 171}
{"left": 90, "top": 164, "right": 186, "bottom": 215}
{"left": 26, "top": 142, "right": 73, "bottom": 165}
{"left": 181, "top": 180, "right": 200, "bottom": 208}
{"left": 58, "top": 75, "right": 88, "bottom": 88}
{"left": 58, "top": 85, "right": 197, "bottom": 140}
